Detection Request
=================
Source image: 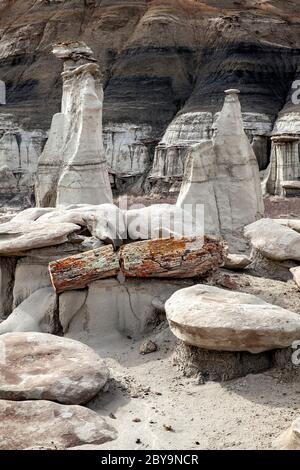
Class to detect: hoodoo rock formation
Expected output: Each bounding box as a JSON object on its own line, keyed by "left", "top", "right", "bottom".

{"left": 263, "top": 135, "right": 300, "bottom": 197}
{"left": 1, "top": 0, "right": 300, "bottom": 452}
{"left": 177, "top": 89, "right": 264, "bottom": 251}
{"left": 36, "top": 42, "right": 112, "bottom": 207}
{"left": 1, "top": 1, "right": 300, "bottom": 202}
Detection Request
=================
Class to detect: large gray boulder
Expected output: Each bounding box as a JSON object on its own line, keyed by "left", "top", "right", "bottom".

{"left": 0, "top": 220, "right": 80, "bottom": 256}
{"left": 166, "top": 285, "right": 300, "bottom": 353}
{"left": 0, "top": 400, "right": 116, "bottom": 450}
{"left": 245, "top": 218, "right": 300, "bottom": 261}
{"left": 0, "top": 332, "right": 109, "bottom": 404}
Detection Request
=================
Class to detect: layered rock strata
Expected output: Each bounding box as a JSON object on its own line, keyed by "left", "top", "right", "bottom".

{"left": 0, "top": 114, "right": 46, "bottom": 206}
{"left": 1, "top": 1, "right": 300, "bottom": 200}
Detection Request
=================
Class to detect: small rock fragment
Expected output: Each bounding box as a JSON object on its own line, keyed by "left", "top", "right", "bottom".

{"left": 163, "top": 424, "right": 175, "bottom": 432}
{"left": 139, "top": 340, "right": 158, "bottom": 355}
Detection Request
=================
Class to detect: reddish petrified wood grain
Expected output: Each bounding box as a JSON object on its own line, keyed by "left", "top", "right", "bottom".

{"left": 49, "top": 245, "right": 120, "bottom": 294}
{"left": 49, "top": 237, "right": 226, "bottom": 293}
{"left": 121, "top": 237, "right": 225, "bottom": 278}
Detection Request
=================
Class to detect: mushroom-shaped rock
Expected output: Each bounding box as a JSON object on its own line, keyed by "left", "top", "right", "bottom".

{"left": 165, "top": 285, "right": 300, "bottom": 353}
{"left": 0, "top": 332, "right": 109, "bottom": 404}
{"left": 0, "top": 400, "right": 116, "bottom": 450}
{"left": 244, "top": 218, "right": 300, "bottom": 262}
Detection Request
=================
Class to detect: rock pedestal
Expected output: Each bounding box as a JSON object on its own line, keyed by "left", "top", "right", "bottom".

{"left": 173, "top": 342, "right": 274, "bottom": 382}
{"left": 166, "top": 285, "right": 300, "bottom": 354}
{"left": 36, "top": 41, "right": 113, "bottom": 207}
{"left": 264, "top": 135, "right": 300, "bottom": 197}
{"left": 167, "top": 284, "right": 300, "bottom": 381}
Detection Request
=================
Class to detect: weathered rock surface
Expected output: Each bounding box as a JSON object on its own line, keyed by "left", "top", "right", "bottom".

{"left": 121, "top": 236, "right": 224, "bottom": 279}
{"left": 12, "top": 258, "right": 51, "bottom": 309}
{"left": 224, "top": 254, "right": 251, "bottom": 271}
{"left": 49, "top": 245, "right": 120, "bottom": 293}
{"left": 8, "top": 241, "right": 86, "bottom": 311}
{"left": 176, "top": 140, "right": 220, "bottom": 237}
{"left": 0, "top": 114, "right": 47, "bottom": 207}
{"left": 0, "top": 257, "right": 16, "bottom": 318}
{"left": 248, "top": 249, "right": 296, "bottom": 282}
{"left": 166, "top": 285, "right": 300, "bottom": 353}
{"left": 0, "top": 220, "right": 80, "bottom": 255}
{"left": 0, "top": 400, "right": 116, "bottom": 450}
{"left": 0, "top": 203, "right": 128, "bottom": 256}
{"left": 245, "top": 218, "right": 300, "bottom": 262}
{"left": 49, "top": 236, "right": 225, "bottom": 293}
{"left": 173, "top": 342, "right": 274, "bottom": 382}
{"left": 0, "top": 287, "right": 56, "bottom": 335}
{"left": 36, "top": 42, "right": 113, "bottom": 207}
{"left": 1, "top": 1, "right": 300, "bottom": 199}
{"left": 0, "top": 332, "right": 109, "bottom": 404}
{"left": 272, "top": 219, "right": 300, "bottom": 233}
{"left": 62, "top": 278, "right": 191, "bottom": 342}
{"left": 177, "top": 89, "right": 264, "bottom": 251}
{"left": 151, "top": 111, "right": 273, "bottom": 193}
{"left": 274, "top": 418, "right": 300, "bottom": 450}
{"left": 84, "top": 204, "right": 127, "bottom": 248}
{"left": 126, "top": 204, "right": 203, "bottom": 240}
{"left": 290, "top": 266, "right": 300, "bottom": 289}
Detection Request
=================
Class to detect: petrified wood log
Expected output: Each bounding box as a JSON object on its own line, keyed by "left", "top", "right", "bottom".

{"left": 120, "top": 237, "right": 225, "bottom": 278}
{"left": 49, "top": 236, "right": 225, "bottom": 293}
{"left": 49, "top": 245, "right": 120, "bottom": 294}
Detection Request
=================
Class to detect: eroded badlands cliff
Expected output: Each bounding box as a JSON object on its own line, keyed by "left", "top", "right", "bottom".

{"left": 0, "top": 0, "right": 300, "bottom": 202}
